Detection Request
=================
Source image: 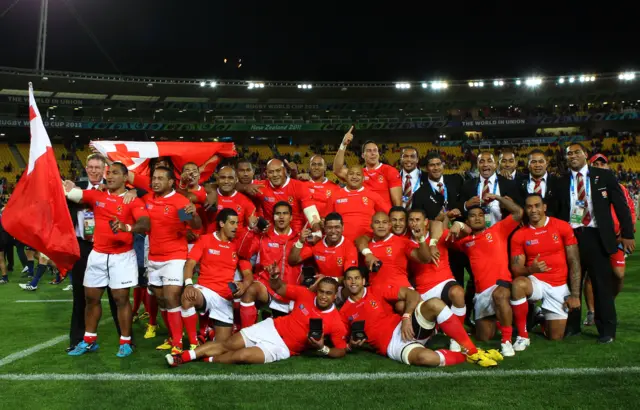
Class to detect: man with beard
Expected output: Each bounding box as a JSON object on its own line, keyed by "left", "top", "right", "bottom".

{"left": 324, "top": 165, "right": 390, "bottom": 242}
{"left": 333, "top": 128, "right": 402, "bottom": 208}
{"left": 64, "top": 162, "right": 150, "bottom": 357}
{"left": 180, "top": 208, "right": 253, "bottom": 349}
{"left": 237, "top": 202, "right": 301, "bottom": 328}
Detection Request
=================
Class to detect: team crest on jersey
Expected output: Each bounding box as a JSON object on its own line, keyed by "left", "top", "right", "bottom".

{"left": 337, "top": 257, "right": 343, "bottom": 265}
{"left": 378, "top": 175, "right": 384, "bottom": 183}
{"left": 116, "top": 205, "right": 123, "bottom": 214}
{"left": 552, "top": 233, "right": 559, "bottom": 242}
{"left": 232, "top": 252, "right": 237, "bottom": 260}
{"left": 326, "top": 190, "right": 332, "bottom": 198}
{"left": 386, "top": 246, "right": 392, "bottom": 255}
{"left": 362, "top": 196, "right": 369, "bottom": 205}
{"left": 370, "top": 300, "right": 378, "bottom": 309}
{"left": 288, "top": 196, "right": 294, "bottom": 205}
{"left": 485, "top": 233, "right": 493, "bottom": 241}
{"left": 164, "top": 205, "right": 170, "bottom": 214}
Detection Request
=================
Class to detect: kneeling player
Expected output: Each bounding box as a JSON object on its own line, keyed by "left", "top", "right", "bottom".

{"left": 340, "top": 268, "right": 501, "bottom": 367}
{"left": 166, "top": 263, "right": 347, "bottom": 366}
{"left": 180, "top": 208, "right": 253, "bottom": 349}
{"left": 510, "top": 194, "right": 581, "bottom": 347}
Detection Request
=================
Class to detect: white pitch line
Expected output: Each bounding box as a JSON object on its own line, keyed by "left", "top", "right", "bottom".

{"left": 1, "top": 366, "right": 639, "bottom": 382}
{"left": 15, "top": 299, "right": 74, "bottom": 303}
{"left": 0, "top": 317, "right": 114, "bottom": 368}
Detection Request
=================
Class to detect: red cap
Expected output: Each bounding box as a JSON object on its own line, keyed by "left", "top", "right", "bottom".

{"left": 589, "top": 153, "right": 608, "bottom": 164}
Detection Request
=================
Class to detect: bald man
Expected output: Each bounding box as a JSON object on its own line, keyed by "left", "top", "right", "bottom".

{"left": 324, "top": 165, "right": 390, "bottom": 242}
{"left": 301, "top": 155, "right": 340, "bottom": 214}
{"left": 242, "top": 159, "right": 321, "bottom": 234}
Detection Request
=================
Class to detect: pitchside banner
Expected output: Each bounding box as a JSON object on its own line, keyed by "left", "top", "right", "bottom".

{"left": 0, "top": 112, "right": 638, "bottom": 131}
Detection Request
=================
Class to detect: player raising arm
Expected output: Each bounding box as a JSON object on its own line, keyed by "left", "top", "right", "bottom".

{"left": 166, "top": 262, "right": 348, "bottom": 366}
{"left": 509, "top": 194, "right": 582, "bottom": 347}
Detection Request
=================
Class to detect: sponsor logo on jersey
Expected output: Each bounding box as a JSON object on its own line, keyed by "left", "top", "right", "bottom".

{"left": 525, "top": 239, "right": 539, "bottom": 246}
{"left": 96, "top": 201, "right": 105, "bottom": 208}
{"left": 299, "top": 304, "right": 309, "bottom": 315}
{"left": 268, "top": 242, "right": 280, "bottom": 248}
{"left": 315, "top": 255, "right": 326, "bottom": 262}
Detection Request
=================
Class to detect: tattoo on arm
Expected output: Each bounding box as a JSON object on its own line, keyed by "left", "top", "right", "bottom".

{"left": 565, "top": 244, "right": 582, "bottom": 296}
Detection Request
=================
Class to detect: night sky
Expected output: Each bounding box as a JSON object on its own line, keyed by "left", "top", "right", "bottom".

{"left": 0, "top": 0, "right": 638, "bottom": 82}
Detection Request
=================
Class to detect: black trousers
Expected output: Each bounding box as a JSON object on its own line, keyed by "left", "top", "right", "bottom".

{"left": 566, "top": 227, "right": 617, "bottom": 338}
{"left": 69, "top": 239, "right": 123, "bottom": 347}
{"left": 4, "top": 235, "right": 14, "bottom": 270}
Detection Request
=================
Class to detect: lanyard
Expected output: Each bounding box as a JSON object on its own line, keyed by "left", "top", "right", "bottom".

{"left": 430, "top": 179, "right": 449, "bottom": 210}
{"left": 477, "top": 177, "right": 498, "bottom": 198}
{"left": 570, "top": 172, "right": 590, "bottom": 201}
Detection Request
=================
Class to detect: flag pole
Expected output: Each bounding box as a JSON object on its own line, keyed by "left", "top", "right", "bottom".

{"left": 35, "top": 0, "right": 49, "bottom": 74}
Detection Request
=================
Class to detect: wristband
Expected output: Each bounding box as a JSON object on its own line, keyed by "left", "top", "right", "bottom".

{"left": 339, "top": 143, "right": 347, "bottom": 151}
{"left": 402, "top": 313, "right": 412, "bottom": 320}
{"left": 429, "top": 238, "right": 438, "bottom": 247}
{"left": 418, "top": 236, "right": 427, "bottom": 244}
{"left": 318, "top": 345, "right": 330, "bottom": 355}
{"left": 311, "top": 231, "right": 322, "bottom": 238}
{"left": 454, "top": 221, "right": 466, "bottom": 229}
{"left": 125, "top": 224, "right": 132, "bottom": 232}
{"left": 184, "top": 278, "right": 193, "bottom": 286}
{"left": 294, "top": 240, "right": 304, "bottom": 249}
{"left": 361, "top": 248, "right": 372, "bottom": 256}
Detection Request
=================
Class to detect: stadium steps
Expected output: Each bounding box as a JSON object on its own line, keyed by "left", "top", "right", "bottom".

{"left": 9, "top": 144, "right": 25, "bottom": 168}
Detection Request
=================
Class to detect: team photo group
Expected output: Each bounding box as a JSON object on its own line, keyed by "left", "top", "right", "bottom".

{"left": 5, "top": 123, "right": 636, "bottom": 371}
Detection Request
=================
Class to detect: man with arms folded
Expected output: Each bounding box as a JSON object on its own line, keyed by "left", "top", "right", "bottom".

{"left": 333, "top": 127, "right": 402, "bottom": 208}
{"left": 324, "top": 165, "right": 390, "bottom": 242}
{"left": 64, "top": 162, "right": 150, "bottom": 357}
{"left": 180, "top": 208, "right": 253, "bottom": 349}
{"left": 144, "top": 166, "right": 202, "bottom": 354}
{"left": 166, "top": 263, "right": 347, "bottom": 366}
{"left": 509, "top": 193, "right": 582, "bottom": 349}
{"left": 451, "top": 194, "right": 524, "bottom": 356}
{"left": 341, "top": 267, "right": 501, "bottom": 367}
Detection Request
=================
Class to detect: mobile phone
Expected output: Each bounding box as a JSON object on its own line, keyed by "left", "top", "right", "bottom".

{"left": 178, "top": 208, "right": 193, "bottom": 222}
{"left": 256, "top": 217, "right": 269, "bottom": 231}
{"left": 351, "top": 321, "right": 367, "bottom": 342}
{"left": 302, "top": 266, "right": 316, "bottom": 288}
{"left": 618, "top": 243, "right": 632, "bottom": 255}
{"left": 371, "top": 260, "right": 383, "bottom": 273}
{"left": 308, "top": 318, "right": 323, "bottom": 340}
{"left": 228, "top": 282, "right": 238, "bottom": 294}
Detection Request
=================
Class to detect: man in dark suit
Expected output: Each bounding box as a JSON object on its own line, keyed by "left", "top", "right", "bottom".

{"left": 66, "top": 153, "right": 125, "bottom": 352}
{"left": 516, "top": 149, "right": 561, "bottom": 218}
{"left": 498, "top": 149, "right": 526, "bottom": 181}
{"left": 558, "top": 143, "right": 635, "bottom": 343}
{"left": 411, "top": 152, "right": 466, "bottom": 284}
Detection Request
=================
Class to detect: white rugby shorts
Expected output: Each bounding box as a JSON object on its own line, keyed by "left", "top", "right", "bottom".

{"left": 147, "top": 259, "right": 186, "bottom": 287}
{"left": 420, "top": 279, "right": 457, "bottom": 302}
{"left": 240, "top": 317, "right": 291, "bottom": 363}
{"left": 193, "top": 284, "right": 233, "bottom": 324}
{"left": 84, "top": 249, "right": 138, "bottom": 289}
{"left": 529, "top": 276, "right": 570, "bottom": 320}
{"left": 473, "top": 284, "right": 499, "bottom": 320}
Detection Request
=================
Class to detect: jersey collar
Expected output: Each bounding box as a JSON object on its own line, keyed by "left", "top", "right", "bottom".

{"left": 344, "top": 186, "right": 364, "bottom": 193}
{"left": 529, "top": 216, "right": 550, "bottom": 229}
{"left": 217, "top": 188, "right": 237, "bottom": 198}
{"left": 323, "top": 235, "right": 344, "bottom": 248}
{"left": 372, "top": 233, "right": 393, "bottom": 243}
{"left": 347, "top": 287, "right": 367, "bottom": 304}
{"left": 315, "top": 299, "right": 336, "bottom": 313}
{"left": 270, "top": 177, "right": 290, "bottom": 189}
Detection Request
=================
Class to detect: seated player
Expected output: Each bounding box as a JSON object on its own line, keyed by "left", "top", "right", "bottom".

{"left": 451, "top": 194, "right": 523, "bottom": 356}
{"left": 63, "top": 162, "right": 151, "bottom": 357}
{"left": 180, "top": 208, "right": 253, "bottom": 349}
{"left": 355, "top": 212, "right": 432, "bottom": 291}
{"left": 237, "top": 201, "right": 301, "bottom": 328}
{"left": 340, "top": 267, "right": 501, "bottom": 367}
{"left": 510, "top": 194, "right": 582, "bottom": 347}
{"left": 407, "top": 209, "right": 468, "bottom": 352}
{"left": 288, "top": 212, "right": 358, "bottom": 284}
{"left": 166, "top": 263, "right": 348, "bottom": 366}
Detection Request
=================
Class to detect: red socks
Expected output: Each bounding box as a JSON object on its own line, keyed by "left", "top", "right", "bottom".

{"left": 181, "top": 307, "right": 198, "bottom": 346}
{"left": 83, "top": 332, "right": 97, "bottom": 344}
{"left": 450, "top": 305, "right": 466, "bottom": 328}
{"left": 240, "top": 302, "right": 257, "bottom": 329}
{"left": 119, "top": 336, "right": 131, "bottom": 345}
{"left": 510, "top": 298, "right": 529, "bottom": 339}
{"left": 180, "top": 350, "right": 196, "bottom": 363}
{"left": 167, "top": 308, "right": 183, "bottom": 348}
{"left": 148, "top": 293, "right": 158, "bottom": 326}
{"left": 436, "top": 307, "right": 477, "bottom": 355}
{"left": 132, "top": 287, "right": 143, "bottom": 314}
{"left": 435, "top": 349, "right": 466, "bottom": 366}
{"left": 499, "top": 322, "right": 513, "bottom": 344}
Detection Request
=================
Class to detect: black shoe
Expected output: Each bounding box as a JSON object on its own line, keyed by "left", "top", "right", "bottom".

{"left": 597, "top": 336, "right": 615, "bottom": 344}
{"left": 565, "top": 328, "right": 582, "bottom": 337}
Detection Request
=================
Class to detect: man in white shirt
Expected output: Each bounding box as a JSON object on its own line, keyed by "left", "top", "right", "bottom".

{"left": 517, "top": 149, "right": 560, "bottom": 217}
{"left": 400, "top": 146, "right": 423, "bottom": 209}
